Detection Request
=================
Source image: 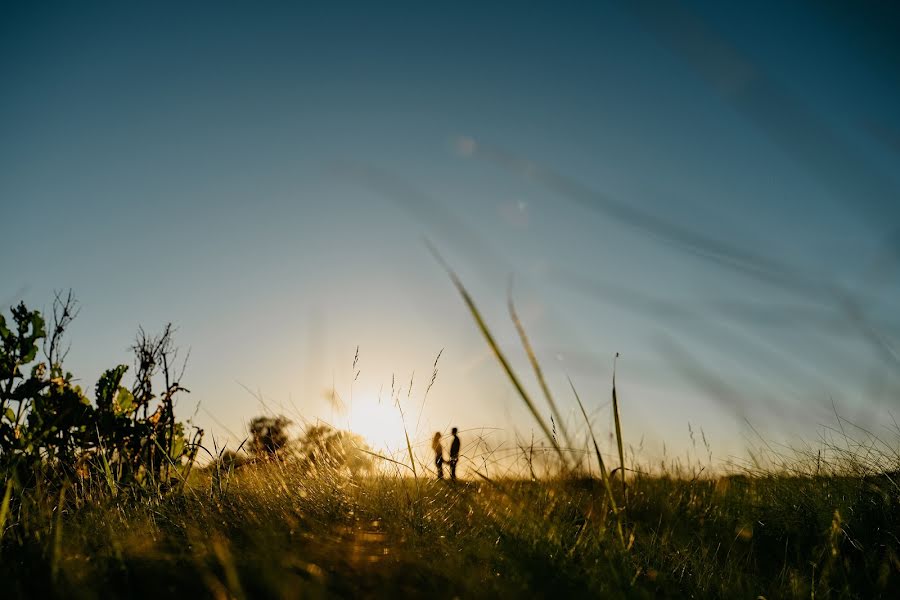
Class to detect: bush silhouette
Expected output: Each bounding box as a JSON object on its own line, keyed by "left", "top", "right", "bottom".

{"left": 0, "top": 294, "right": 202, "bottom": 495}
{"left": 244, "top": 417, "right": 373, "bottom": 474}
{"left": 248, "top": 415, "right": 292, "bottom": 459}
{"left": 297, "top": 423, "right": 373, "bottom": 475}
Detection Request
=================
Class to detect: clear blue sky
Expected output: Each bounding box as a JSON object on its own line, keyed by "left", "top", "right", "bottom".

{"left": 2, "top": 1, "right": 899, "bottom": 467}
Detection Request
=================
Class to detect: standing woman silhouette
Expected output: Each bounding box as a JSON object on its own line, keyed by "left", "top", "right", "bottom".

{"left": 432, "top": 432, "right": 444, "bottom": 479}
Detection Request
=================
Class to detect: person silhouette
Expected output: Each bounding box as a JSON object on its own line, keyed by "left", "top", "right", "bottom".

{"left": 449, "top": 427, "right": 460, "bottom": 481}
{"left": 432, "top": 432, "right": 444, "bottom": 479}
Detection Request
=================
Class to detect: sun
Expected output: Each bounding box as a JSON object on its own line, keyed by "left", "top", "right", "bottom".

{"left": 346, "top": 394, "right": 413, "bottom": 454}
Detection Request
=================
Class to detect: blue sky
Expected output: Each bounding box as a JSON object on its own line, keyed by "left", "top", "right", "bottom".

{"left": 2, "top": 1, "right": 899, "bottom": 467}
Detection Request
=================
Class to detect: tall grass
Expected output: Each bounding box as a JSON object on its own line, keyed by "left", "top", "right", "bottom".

{"left": 432, "top": 244, "right": 632, "bottom": 498}
{"left": 570, "top": 376, "right": 625, "bottom": 547}
{"left": 611, "top": 353, "right": 627, "bottom": 513}
{"left": 426, "top": 240, "right": 567, "bottom": 468}
{"left": 423, "top": 248, "right": 899, "bottom": 596}
{"left": 4, "top": 443, "right": 898, "bottom": 598}
{"left": 507, "top": 287, "right": 576, "bottom": 458}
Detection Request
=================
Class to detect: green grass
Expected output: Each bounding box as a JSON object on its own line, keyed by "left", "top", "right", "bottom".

{"left": 2, "top": 460, "right": 898, "bottom": 598}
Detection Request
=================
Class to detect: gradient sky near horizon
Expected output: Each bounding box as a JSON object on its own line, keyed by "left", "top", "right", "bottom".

{"left": 2, "top": 1, "right": 899, "bottom": 467}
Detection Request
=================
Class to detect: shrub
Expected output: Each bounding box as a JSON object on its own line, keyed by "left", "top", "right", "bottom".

{"left": 0, "top": 294, "right": 202, "bottom": 497}
{"left": 248, "top": 415, "right": 292, "bottom": 460}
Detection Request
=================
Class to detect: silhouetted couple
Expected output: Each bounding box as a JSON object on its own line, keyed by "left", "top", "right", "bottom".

{"left": 431, "top": 428, "right": 460, "bottom": 481}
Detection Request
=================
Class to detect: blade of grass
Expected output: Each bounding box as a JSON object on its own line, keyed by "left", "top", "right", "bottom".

{"left": 152, "top": 437, "right": 191, "bottom": 490}
{"left": 0, "top": 478, "right": 13, "bottom": 541}
{"left": 96, "top": 426, "right": 117, "bottom": 497}
{"left": 426, "top": 240, "right": 566, "bottom": 467}
{"left": 414, "top": 349, "right": 443, "bottom": 436}
{"left": 611, "top": 353, "right": 627, "bottom": 513}
{"left": 51, "top": 485, "right": 66, "bottom": 581}
{"left": 394, "top": 396, "right": 418, "bottom": 480}
{"left": 569, "top": 375, "right": 626, "bottom": 547}
{"left": 403, "top": 428, "right": 418, "bottom": 479}
{"left": 356, "top": 447, "right": 417, "bottom": 474}
{"left": 508, "top": 285, "right": 576, "bottom": 462}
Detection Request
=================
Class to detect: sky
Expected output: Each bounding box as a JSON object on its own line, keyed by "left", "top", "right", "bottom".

{"left": 2, "top": 1, "right": 899, "bottom": 471}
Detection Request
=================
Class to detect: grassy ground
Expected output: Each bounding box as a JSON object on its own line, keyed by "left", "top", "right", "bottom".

{"left": 2, "top": 460, "right": 898, "bottom": 599}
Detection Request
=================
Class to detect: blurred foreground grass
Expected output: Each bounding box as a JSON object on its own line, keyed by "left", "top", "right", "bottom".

{"left": 2, "top": 457, "right": 898, "bottom": 599}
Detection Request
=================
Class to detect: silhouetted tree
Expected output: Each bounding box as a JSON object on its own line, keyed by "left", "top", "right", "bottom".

{"left": 297, "top": 424, "right": 372, "bottom": 475}
{"left": 248, "top": 415, "right": 292, "bottom": 459}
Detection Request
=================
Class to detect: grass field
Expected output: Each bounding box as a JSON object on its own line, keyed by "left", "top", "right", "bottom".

{"left": 2, "top": 449, "right": 898, "bottom": 599}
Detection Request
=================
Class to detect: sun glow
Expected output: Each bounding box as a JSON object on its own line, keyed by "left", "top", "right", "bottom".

{"left": 346, "top": 394, "right": 415, "bottom": 454}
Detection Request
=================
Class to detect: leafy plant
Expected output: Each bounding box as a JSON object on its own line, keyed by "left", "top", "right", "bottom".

{"left": 0, "top": 294, "right": 202, "bottom": 501}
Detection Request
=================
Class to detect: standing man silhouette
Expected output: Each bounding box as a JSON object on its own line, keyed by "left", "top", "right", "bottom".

{"left": 449, "top": 427, "right": 460, "bottom": 481}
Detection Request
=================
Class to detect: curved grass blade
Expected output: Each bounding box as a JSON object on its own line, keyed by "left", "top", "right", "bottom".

{"left": 0, "top": 479, "right": 13, "bottom": 541}
{"left": 569, "top": 376, "right": 626, "bottom": 547}
{"left": 508, "top": 288, "right": 576, "bottom": 460}
{"left": 612, "top": 353, "right": 627, "bottom": 512}
{"left": 426, "top": 240, "right": 566, "bottom": 467}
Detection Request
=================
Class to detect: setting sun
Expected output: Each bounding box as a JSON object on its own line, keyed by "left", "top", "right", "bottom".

{"left": 346, "top": 394, "right": 415, "bottom": 455}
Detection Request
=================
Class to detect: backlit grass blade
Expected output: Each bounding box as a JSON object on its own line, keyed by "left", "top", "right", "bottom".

{"left": 51, "top": 486, "right": 66, "bottom": 581}
{"left": 0, "top": 479, "right": 13, "bottom": 541}
{"left": 612, "top": 353, "right": 627, "bottom": 512}
{"left": 356, "top": 446, "right": 416, "bottom": 474}
{"left": 403, "top": 428, "right": 418, "bottom": 480}
{"left": 96, "top": 426, "right": 117, "bottom": 497}
{"left": 427, "top": 240, "right": 565, "bottom": 466}
{"left": 508, "top": 290, "right": 575, "bottom": 463}
{"left": 569, "top": 376, "right": 625, "bottom": 547}
{"left": 394, "top": 396, "right": 418, "bottom": 480}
